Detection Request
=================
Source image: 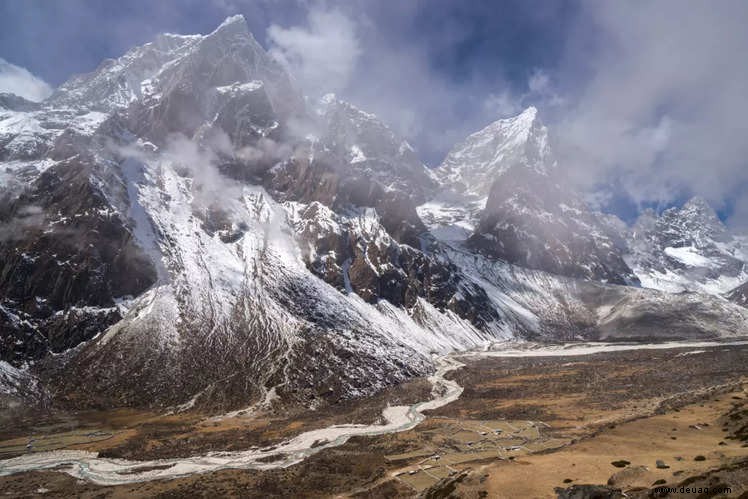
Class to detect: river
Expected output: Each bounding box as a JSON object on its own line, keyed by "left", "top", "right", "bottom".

{"left": 1, "top": 339, "right": 746, "bottom": 485}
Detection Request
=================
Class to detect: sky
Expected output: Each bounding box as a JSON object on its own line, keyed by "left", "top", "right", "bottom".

{"left": 0, "top": 0, "right": 747, "bottom": 226}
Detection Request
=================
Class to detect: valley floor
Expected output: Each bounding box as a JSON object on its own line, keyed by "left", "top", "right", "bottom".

{"left": 1, "top": 341, "right": 747, "bottom": 497}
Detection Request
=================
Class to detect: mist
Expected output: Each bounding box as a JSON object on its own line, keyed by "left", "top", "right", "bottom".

{"left": 260, "top": 1, "right": 748, "bottom": 224}
{"left": 554, "top": 1, "right": 748, "bottom": 223}
{"left": 0, "top": 205, "right": 45, "bottom": 242}
{"left": 0, "top": 58, "right": 52, "bottom": 102}
{"left": 3, "top": 0, "right": 747, "bottom": 225}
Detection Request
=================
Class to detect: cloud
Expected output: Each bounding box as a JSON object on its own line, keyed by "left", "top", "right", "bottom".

{"left": 261, "top": 1, "right": 747, "bottom": 213}
{"left": 727, "top": 196, "right": 748, "bottom": 231}
{"left": 484, "top": 69, "right": 564, "bottom": 118}
{"left": 0, "top": 58, "right": 53, "bottom": 102}
{"left": 483, "top": 91, "right": 521, "bottom": 118}
{"left": 267, "top": 6, "right": 361, "bottom": 97}
{"left": 0, "top": 205, "right": 45, "bottom": 242}
{"left": 261, "top": 2, "right": 741, "bottom": 214}
{"left": 114, "top": 128, "right": 293, "bottom": 220}
{"left": 269, "top": 3, "right": 529, "bottom": 165}
{"left": 555, "top": 1, "right": 748, "bottom": 210}
{"left": 5, "top": 1, "right": 744, "bottom": 220}
{"left": 528, "top": 69, "right": 550, "bottom": 94}
{"left": 525, "top": 69, "right": 564, "bottom": 109}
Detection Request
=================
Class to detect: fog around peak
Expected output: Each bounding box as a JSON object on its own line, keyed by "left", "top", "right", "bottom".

{"left": 2, "top": 0, "right": 746, "bottom": 224}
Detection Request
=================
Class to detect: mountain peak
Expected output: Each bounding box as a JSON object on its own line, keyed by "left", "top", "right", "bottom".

{"left": 682, "top": 195, "right": 715, "bottom": 214}
{"left": 515, "top": 105, "right": 538, "bottom": 121}
{"left": 435, "top": 105, "right": 550, "bottom": 197}
{"left": 47, "top": 14, "right": 301, "bottom": 114}
{"left": 207, "top": 14, "right": 254, "bottom": 41}
{"left": 672, "top": 196, "right": 722, "bottom": 229}
{"left": 484, "top": 106, "right": 540, "bottom": 136}
{"left": 627, "top": 193, "right": 745, "bottom": 294}
{"left": 215, "top": 14, "right": 248, "bottom": 30}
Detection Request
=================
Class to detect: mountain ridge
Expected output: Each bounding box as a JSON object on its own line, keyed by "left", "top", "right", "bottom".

{"left": 1, "top": 16, "right": 747, "bottom": 413}
{"left": 625, "top": 195, "right": 748, "bottom": 294}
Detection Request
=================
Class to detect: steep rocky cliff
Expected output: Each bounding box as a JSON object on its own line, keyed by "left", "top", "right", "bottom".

{"left": 1, "top": 16, "right": 746, "bottom": 413}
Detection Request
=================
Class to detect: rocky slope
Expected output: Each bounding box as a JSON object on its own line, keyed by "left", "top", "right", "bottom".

{"left": 418, "top": 107, "right": 548, "bottom": 242}
{"left": 421, "top": 107, "right": 637, "bottom": 284}
{"left": 625, "top": 197, "right": 748, "bottom": 294}
{"left": 1, "top": 16, "right": 747, "bottom": 413}
{"left": 0, "top": 16, "right": 500, "bottom": 411}
{"left": 728, "top": 281, "right": 748, "bottom": 307}
{"left": 421, "top": 108, "right": 748, "bottom": 295}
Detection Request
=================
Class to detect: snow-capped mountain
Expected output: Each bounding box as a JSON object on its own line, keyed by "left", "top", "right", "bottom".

{"left": 625, "top": 197, "right": 748, "bottom": 294}
{"left": 317, "top": 94, "right": 437, "bottom": 204}
{"left": 418, "top": 107, "right": 546, "bottom": 241}
{"left": 49, "top": 15, "right": 303, "bottom": 118}
{"left": 437, "top": 107, "right": 550, "bottom": 197}
{"left": 2, "top": 16, "right": 747, "bottom": 412}
{"left": 422, "top": 107, "right": 637, "bottom": 284}
{"left": 269, "top": 94, "right": 435, "bottom": 248}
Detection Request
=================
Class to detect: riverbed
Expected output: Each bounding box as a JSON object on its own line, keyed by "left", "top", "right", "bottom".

{"left": 1, "top": 339, "right": 746, "bottom": 486}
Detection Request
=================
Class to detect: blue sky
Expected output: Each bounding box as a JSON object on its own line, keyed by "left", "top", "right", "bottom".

{"left": 1, "top": 0, "right": 747, "bottom": 226}
{"left": 0, "top": 1, "right": 573, "bottom": 92}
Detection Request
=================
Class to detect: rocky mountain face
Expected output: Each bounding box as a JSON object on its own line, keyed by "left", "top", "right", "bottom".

{"left": 421, "top": 107, "right": 637, "bottom": 284}
{"left": 50, "top": 16, "right": 303, "bottom": 118}
{"left": 1, "top": 16, "right": 747, "bottom": 412}
{"left": 267, "top": 94, "right": 434, "bottom": 248}
{"left": 728, "top": 281, "right": 748, "bottom": 307}
{"left": 0, "top": 16, "right": 501, "bottom": 410}
{"left": 418, "top": 107, "right": 548, "bottom": 242}
{"left": 625, "top": 197, "right": 748, "bottom": 294}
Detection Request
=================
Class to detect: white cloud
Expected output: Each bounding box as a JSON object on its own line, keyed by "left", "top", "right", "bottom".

{"left": 0, "top": 58, "right": 53, "bottom": 102}
{"left": 528, "top": 69, "right": 550, "bottom": 94}
{"left": 267, "top": 7, "right": 360, "bottom": 97}
{"left": 483, "top": 91, "right": 520, "bottom": 118}
{"left": 0, "top": 204, "right": 45, "bottom": 242}
{"left": 556, "top": 1, "right": 748, "bottom": 209}
{"left": 727, "top": 196, "right": 748, "bottom": 231}
{"left": 520, "top": 69, "right": 564, "bottom": 111}
{"left": 261, "top": 2, "right": 524, "bottom": 165}
{"left": 482, "top": 70, "right": 563, "bottom": 125}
